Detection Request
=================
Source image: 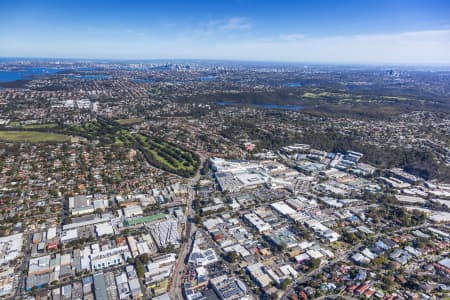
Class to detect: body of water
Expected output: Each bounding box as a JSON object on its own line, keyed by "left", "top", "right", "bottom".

{"left": 200, "top": 76, "right": 216, "bottom": 81}
{"left": 0, "top": 67, "right": 101, "bottom": 82}
{"left": 285, "top": 82, "right": 302, "bottom": 87}
{"left": 0, "top": 68, "right": 62, "bottom": 82}
{"left": 216, "top": 100, "right": 303, "bottom": 111}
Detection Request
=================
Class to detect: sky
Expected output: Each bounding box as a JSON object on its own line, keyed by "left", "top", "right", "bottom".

{"left": 1, "top": 0, "right": 450, "bottom": 64}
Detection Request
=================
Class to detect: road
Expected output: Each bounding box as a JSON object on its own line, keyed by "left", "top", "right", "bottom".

{"left": 15, "top": 233, "right": 32, "bottom": 298}
{"left": 168, "top": 155, "right": 205, "bottom": 300}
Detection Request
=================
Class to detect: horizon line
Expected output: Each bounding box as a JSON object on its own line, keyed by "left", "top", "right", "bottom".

{"left": 2, "top": 56, "right": 450, "bottom": 68}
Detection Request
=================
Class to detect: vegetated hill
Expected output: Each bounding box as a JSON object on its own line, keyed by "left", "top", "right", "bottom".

{"left": 66, "top": 118, "right": 200, "bottom": 177}
{"left": 223, "top": 120, "right": 449, "bottom": 182}
{"left": 180, "top": 88, "right": 450, "bottom": 119}
{"left": 179, "top": 90, "right": 303, "bottom": 106}
{"left": 0, "top": 79, "right": 31, "bottom": 88}
{"left": 298, "top": 130, "right": 450, "bottom": 183}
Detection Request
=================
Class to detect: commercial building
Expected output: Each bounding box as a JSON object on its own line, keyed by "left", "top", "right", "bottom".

{"left": 60, "top": 229, "right": 78, "bottom": 243}
{"left": 95, "top": 223, "right": 114, "bottom": 237}
{"left": 148, "top": 217, "right": 180, "bottom": 249}
{"left": 246, "top": 263, "right": 272, "bottom": 288}
{"left": 0, "top": 233, "right": 23, "bottom": 267}
{"left": 93, "top": 272, "right": 108, "bottom": 300}
{"left": 145, "top": 253, "right": 176, "bottom": 284}
{"left": 270, "top": 201, "right": 296, "bottom": 217}
{"left": 123, "top": 213, "right": 166, "bottom": 227}
{"left": 123, "top": 205, "right": 144, "bottom": 218}
{"left": 243, "top": 213, "right": 271, "bottom": 233}
{"left": 210, "top": 275, "right": 247, "bottom": 300}
{"left": 90, "top": 245, "right": 131, "bottom": 270}
{"left": 188, "top": 245, "right": 219, "bottom": 267}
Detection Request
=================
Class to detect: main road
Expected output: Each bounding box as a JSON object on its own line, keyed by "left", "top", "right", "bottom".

{"left": 168, "top": 155, "right": 205, "bottom": 300}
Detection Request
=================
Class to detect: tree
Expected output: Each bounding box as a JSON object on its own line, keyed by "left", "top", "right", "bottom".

{"left": 49, "top": 189, "right": 59, "bottom": 198}
{"left": 135, "top": 259, "right": 145, "bottom": 278}
{"left": 343, "top": 232, "right": 358, "bottom": 244}
{"left": 280, "top": 278, "right": 292, "bottom": 290}
{"left": 372, "top": 255, "right": 388, "bottom": 266}
{"left": 224, "top": 251, "right": 239, "bottom": 263}
{"left": 275, "top": 241, "right": 287, "bottom": 253}
{"left": 309, "top": 258, "right": 321, "bottom": 270}
{"left": 139, "top": 253, "right": 150, "bottom": 264}
{"left": 161, "top": 243, "right": 175, "bottom": 254}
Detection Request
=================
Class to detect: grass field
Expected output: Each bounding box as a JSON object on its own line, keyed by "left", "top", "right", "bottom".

{"left": 67, "top": 119, "right": 200, "bottom": 177}
{"left": 302, "top": 91, "right": 414, "bottom": 103}
{"left": 135, "top": 133, "right": 199, "bottom": 176}
{"left": 7, "top": 121, "right": 21, "bottom": 127}
{"left": 380, "top": 96, "right": 411, "bottom": 101}
{"left": 22, "top": 123, "right": 58, "bottom": 129}
{"left": 5, "top": 122, "right": 58, "bottom": 129}
{"left": 0, "top": 131, "right": 70, "bottom": 143}
{"left": 116, "top": 117, "right": 144, "bottom": 125}
{"left": 302, "top": 91, "right": 361, "bottom": 99}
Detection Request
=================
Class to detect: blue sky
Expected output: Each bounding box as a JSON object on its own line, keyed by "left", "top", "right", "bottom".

{"left": 1, "top": 0, "right": 450, "bottom": 64}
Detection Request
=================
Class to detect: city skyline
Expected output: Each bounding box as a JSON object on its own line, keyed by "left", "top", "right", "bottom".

{"left": 1, "top": 0, "right": 450, "bottom": 64}
{"left": 0, "top": 2, "right": 450, "bottom": 298}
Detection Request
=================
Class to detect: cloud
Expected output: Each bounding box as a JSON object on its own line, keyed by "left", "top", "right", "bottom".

{"left": 280, "top": 33, "right": 305, "bottom": 41}
{"left": 1, "top": 26, "right": 450, "bottom": 64}
{"left": 187, "top": 29, "right": 450, "bottom": 64}
{"left": 189, "top": 17, "right": 252, "bottom": 39}
{"left": 219, "top": 17, "right": 252, "bottom": 31}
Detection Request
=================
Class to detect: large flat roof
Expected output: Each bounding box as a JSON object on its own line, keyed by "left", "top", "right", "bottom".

{"left": 124, "top": 213, "right": 166, "bottom": 226}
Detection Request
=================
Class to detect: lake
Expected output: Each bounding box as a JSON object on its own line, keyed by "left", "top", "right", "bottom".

{"left": 216, "top": 101, "right": 303, "bottom": 111}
